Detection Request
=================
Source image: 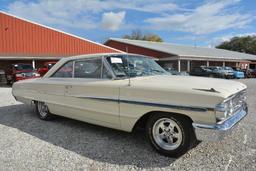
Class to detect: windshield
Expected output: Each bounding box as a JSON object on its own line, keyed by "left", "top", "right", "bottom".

{"left": 14, "top": 64, "right": 33, "bottom": 70}
{"left": 106, "top": 55, "right": 168, "bottom": 78}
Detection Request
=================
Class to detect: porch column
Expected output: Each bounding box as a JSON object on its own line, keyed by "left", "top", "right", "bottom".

{"left": 187, "top": 60, "right": 190, "bottom": 72}
{"left": 178, "top": 60, "right": 181, "bottom": 72}
{"left": 206, "top": 61, "right": 209, "bottom": 67}
{"left": 236, "top": 62, "right": 239, "bottom": 67}
{"left": 223, "top": 61, "right": 225, "bottom": 67}
{"left": 32, "top": 60, "right": 35, "bottom": 69}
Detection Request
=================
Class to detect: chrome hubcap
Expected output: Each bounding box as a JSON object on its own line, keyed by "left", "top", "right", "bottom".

{"left": 152, "top": 118, "right": 182, "bottom": 150}
{"left": 37, "top": 102, "right": 48, "bottom": 117}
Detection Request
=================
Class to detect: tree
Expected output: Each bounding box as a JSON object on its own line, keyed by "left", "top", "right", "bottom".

{"left": 123, "top": 30, "right": 163, "bottom": 42}
{"left": 216, "top": 36, "right": 256, "bottom": 55}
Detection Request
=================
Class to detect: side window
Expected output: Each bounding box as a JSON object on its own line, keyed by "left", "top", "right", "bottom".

{"left": 102, "top": 64, "right": 112, "bottom": 79}
{"left": 74, "top": 59, "right": 102, "bottom": 78}
{"left": 52, "top": 61, "right": 73, "bottom": 78}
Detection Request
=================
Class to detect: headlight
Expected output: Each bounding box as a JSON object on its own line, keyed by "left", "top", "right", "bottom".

{"left": 215, "top": 102, "right": 229, "bottom": 120}
{"left": 215, "top": 100, "right": 235, "bottom": 121}
{"left": 215, "top": 90, "right": 246, "bottom": 121}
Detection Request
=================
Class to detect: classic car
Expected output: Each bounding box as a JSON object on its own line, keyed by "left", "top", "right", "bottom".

{"left": 6, "top": 63, "right": 40, "bottom": 85}
{"left": 12, "top": 53, "right": 248, "bottom": 157}
{"left": 38, "top": 61, "right": 57, "bottom": 77}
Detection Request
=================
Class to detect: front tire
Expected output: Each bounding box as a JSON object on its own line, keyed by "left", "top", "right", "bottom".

{"left": 146, "top": 113, "right": 196, "bottom": 157}
{"left": 35, "top": 101, "right": 54, "bottom": 120}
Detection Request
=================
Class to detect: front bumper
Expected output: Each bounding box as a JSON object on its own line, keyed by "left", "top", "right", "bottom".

{"left": 192, "top": 103, "right": 248, "bottom": 141}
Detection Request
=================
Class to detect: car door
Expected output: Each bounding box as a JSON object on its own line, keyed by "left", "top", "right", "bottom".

{"left": 40, "top": 61, "right": 75, "bottom": 117}
{"left": 63, "top": 57, "right": 121, "bottom": 129}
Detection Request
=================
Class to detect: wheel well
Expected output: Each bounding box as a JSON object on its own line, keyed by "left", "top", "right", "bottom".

{"left": 132, "top": 111, "right": 193, "bottom": 132}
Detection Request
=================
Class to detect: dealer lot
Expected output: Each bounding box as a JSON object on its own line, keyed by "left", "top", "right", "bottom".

{"left": 0, "top": 79, "right": 255, "bottom": 171}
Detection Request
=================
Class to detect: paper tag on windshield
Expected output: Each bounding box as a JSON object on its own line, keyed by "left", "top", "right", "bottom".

{"left": 110, "top": 57, "right": 122, "bottom": 63}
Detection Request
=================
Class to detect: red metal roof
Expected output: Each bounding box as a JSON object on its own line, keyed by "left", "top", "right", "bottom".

{"left": 105, "top": 39, "right": 171, "bottom": 59}
{"left": 0, "top": 11, "right": 121, "bottom": 58}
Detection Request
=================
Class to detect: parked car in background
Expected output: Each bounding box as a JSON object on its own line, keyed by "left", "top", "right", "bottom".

{"left": 242, "top": 69, "right": 256, "bottom": 78}
{"left": 38, "top": 61, "right": 57, "bottom": 77}
{"left": 210, "top": 66, "right": 234, "bottom": 79}
{"left": 164, "top": 67, "right": 189, "bottom": 76}
{"left": 227, "top": 67, "right": 245, "bottom": 79}
{"left": 6, "top": 63, "right": 40, "bottom": 85}
{"left": 190, "top": 66, "right": 215, "bottom": 77}
{"left": 12, "top": 53, "right": 248, "bottom": 157}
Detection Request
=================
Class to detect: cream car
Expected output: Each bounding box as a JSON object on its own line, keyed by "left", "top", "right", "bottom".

{"left": 12, "top": 53, "right": 248, "bottom": 157}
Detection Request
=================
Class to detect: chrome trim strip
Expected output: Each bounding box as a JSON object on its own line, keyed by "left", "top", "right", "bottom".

{"left": 76, "top": 96, "right": 212, "bottom": 112}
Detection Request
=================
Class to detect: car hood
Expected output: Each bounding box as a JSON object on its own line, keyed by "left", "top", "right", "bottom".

{"left": 128, "top": 75, "right": 246, "bottom": 99}
{"left": 118, "top": 75, "right": 247, "bottom": 109}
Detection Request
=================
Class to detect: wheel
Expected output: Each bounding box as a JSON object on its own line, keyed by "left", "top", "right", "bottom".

{"left": 35, "top": 101, "right": 54, "bottom": 120}
{"left": 146, "top": 113, "right": 196, "bottom": 157}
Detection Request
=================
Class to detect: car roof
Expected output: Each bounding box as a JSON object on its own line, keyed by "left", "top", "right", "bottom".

{"left": 60, "top": 53, "right": 156, "bottom": 63}
{"left": 43, "top": 53, "right": 156, "bottom": 78}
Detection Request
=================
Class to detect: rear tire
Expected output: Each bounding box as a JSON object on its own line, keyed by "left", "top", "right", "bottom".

{"left": 146, "top": 113, "right": 196, "bottom": 157}
{"left": 35, "top": 101, "right": 54, "bottom": 120}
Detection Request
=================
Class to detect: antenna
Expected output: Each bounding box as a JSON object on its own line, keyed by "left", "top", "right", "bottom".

{"left": 126, "top": 46, "right": 131, "bottom": 86}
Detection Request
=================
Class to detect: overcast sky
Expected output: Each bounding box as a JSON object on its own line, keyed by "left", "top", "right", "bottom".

{"left": 1, "top": 0, "right": 255, "bottom": 47}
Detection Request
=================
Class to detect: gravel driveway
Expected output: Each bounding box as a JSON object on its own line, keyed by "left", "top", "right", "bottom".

{"left": 0, "top": 79, "right": 255, "bottom": 171}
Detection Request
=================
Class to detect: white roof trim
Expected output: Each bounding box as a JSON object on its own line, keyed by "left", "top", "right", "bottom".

{"left": 0, "top": 10, "right": 125, "bottom": 54}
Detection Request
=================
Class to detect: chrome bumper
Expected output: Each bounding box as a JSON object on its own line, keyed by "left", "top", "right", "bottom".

{"left": 192, "top": 103, "right": 248, "bottom": 141}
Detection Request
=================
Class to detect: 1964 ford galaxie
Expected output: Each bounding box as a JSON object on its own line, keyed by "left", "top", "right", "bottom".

{"left": 12, "top": 53, "right": 248, "bottom": 157}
